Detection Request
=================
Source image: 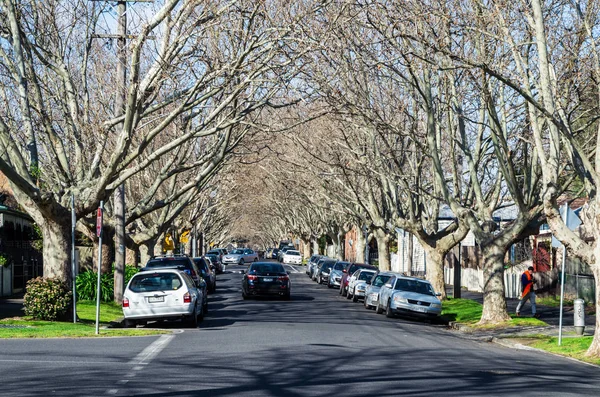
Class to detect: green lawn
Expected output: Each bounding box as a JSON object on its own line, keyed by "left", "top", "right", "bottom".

{"left": 0, "top": 300, "right": 168, "bottom": 338}
{"left": 529, "top": 336, "right": 600, "bottom": 366}
{"left": 442, "top": 298, "right": 546, "bottom": 328}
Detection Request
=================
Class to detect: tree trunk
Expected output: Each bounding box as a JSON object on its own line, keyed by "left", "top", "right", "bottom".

{"left": 40, "top": 218, "right": 72, "bottom": 284}
{"left": 93, "top": 229, "right": 114, "bottom": 273}
{"left": 586, "top": 265, "right": 600, "bottom": 357}
{"left": 355, "top": 230, "right": 365, "bottom": 263}
{"left": 479, "top": 243, "right": 511, "bottom": 324}
{"left": 139, "top": 240, "right": 156, "bottom": 265}
{"left": 301, "top": 237, "right": 310, "bottom": 259}
{"left": 334, "top": 232, "right": 344, "bottom": 260}
{"left": 407, "top": 233, "right": 414, "bottom": 276}
{"left": 422, "top": 247, "right": 446, "bottom": 300}
{"left": 373, "top": 228, "right": 391, "bottom": 271}
{"left": 312, "top": 237, "right": 319, "bottom": 255}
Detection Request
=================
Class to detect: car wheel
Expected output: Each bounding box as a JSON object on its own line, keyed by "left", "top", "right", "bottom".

{"left": 239, "top": 258, "right": 244, "bottom": 265}
{"left": 376, "top": 301, "right": 383, "bottom": 314}
{"left": 124, "top": 319, "right": 136, "bottom": 328}
{"left": 318, "top": 276, "right": 322, "bottom": 284}
{"left": 203, "top": 297, "right": 208, "bottom": 315}
{"left": 242, "top": 291, "right": 249, "bottom": 300}
{"left": 283, "top": 293, "right": 291, "bottom": 300}
{"left": 188, "top": 305, "right": 199, "bottom": 328}
{"left": 385, "top": 300, "right": 394, "bottom": 318}
{"left": 327, "top": 282, "right": 333, "bottom": 289}
{"left": 352, "top": 291, "right": 359, "bottom": 302}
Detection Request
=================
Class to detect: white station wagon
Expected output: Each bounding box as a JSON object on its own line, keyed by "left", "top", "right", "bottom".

{"left": 122, "top": 268, "right": 206, "bottom": 328}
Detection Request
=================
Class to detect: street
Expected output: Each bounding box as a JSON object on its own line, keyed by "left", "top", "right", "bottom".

{"left": 1, "top": 263, "right": 599, "bottom": 396}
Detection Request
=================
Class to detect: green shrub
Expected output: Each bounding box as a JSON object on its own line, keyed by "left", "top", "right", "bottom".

{"left": 24, "top": 277, "right": 73, "bottom": 321}
{"left": 75, "top": 265, "right": 139, "bottom": 302}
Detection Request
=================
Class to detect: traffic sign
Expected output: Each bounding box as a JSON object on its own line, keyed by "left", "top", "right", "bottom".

{"left": 96, "top": 207, "right": 103, "bottom": 238}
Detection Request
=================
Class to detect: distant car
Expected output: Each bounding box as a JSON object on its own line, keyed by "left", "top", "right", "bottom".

{"left": 204, "top": 253, "right": 224, "bottom": 274}
{"left": 347, "top": 269, "right": 377, "bottom": 302}
{"left": 282, "top": 250, "right": 302, "bottom": 265}
{"left": 364, "top": 272, "right": 395, "bottom": 310}
{"left": 306, "top": 255, "right": 322, "bottom": 275}
{"left": 207, "top": 249, "right": 227, "bottom": 263}
{"left": 376, "top": 276, "right": 442, "bottom": 319}
{"left": 241, "top": 262, "right": 291, "bottom": 299}
{"left": 223, "top": 248, "right": 258, "bottom": 265}
{"left": 193, "top": 257, "right": 216, "bottom": 293}
{"left": 122, "top": 268, "right": 206, "bottom": 328}
{"left": 143, "top": 255, "right": 204, "bottom": 288}
{"left": 269, "top": 248, "right": 280, "bottom": 260}
{"left": 327, "top": 261, "right": 349, "bottom": 288}
{"left": 339, "top": 263, "right": 377, "bottom": 296}
{"left": 311, "top": 257, "right": 330, "bottom": 280}
{"left": 315, "top": 260, "right": 336, "bottom": 285}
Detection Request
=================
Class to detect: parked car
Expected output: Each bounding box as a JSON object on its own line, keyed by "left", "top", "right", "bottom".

{"left": 376, "top": 276, "right": 442, "bottom": 319}
{"left": 364, "top": 272, "right": 395, "bottom": 310}
{"left": 315, "top": 260, "right": 337, "bottom": 285}
{"left": 347, "top": 269, "right": 377, "bottom": 302}
{"left": 306, "top": 255, "right": 322, "bottom": 275}
{"left": 241, "top": 262, "right": 291, "bottom": 299}
{"left": 223, "top": 248, "right": 259, "bottom": 265}
{"left": 269, "top": 248, "right": 280, "bottom": 259}
{"left": 277, "top": 246, "right": 293, "bottom": 262}
{"left": 122, "top": 268, "right": 206, "bottom": 328}
{"left": 327, "top": 261, "right": 349, "bottom": 288}
{"left": 282, "top": 249, "right": 302, "bottom": 265}
{"left": 311, "top": 257, "right": 330, "bottom": 281}
{"left": 193, "top": 257, "right": 216, "bottom": 293}
{"left": 205, "top": 253, "right": 224, "bottom": 274}
{"left": 143, "top": 254, "right": 204, "bottom": 288}
{"left": 339, "top": 263, "right": 377, "bottom": 296}
{"left": 207, "top": 248, "right": 227, "bottom": 263}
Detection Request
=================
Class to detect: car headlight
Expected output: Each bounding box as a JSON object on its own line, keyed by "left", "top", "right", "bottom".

{"left": 370, "top": 293, "right": 378, "bottom": 299}
{"left": 357, "top": 285, "right": 366, "bottom": 291}
{"left": 431, "top": 303, "right": 442, "bottom": 309}
{"left": 393, "top": 296, "right": 408, "bottom": 303}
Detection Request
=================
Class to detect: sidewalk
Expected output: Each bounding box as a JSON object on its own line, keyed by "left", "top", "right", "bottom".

{"left": 446, "top": 287, "right": 596, "bottom": 340}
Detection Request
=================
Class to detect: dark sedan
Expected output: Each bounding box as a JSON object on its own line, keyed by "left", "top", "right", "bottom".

{"left": 241, "top": 262, "right": 291, "bottom": 300}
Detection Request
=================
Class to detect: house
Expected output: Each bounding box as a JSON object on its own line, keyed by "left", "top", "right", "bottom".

{"left": 0, "top": 204, "right": 43, "bottom": 297}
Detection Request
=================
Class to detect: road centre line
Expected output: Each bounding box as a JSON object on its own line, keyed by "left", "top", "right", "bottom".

{"left": 129, "top": 334, "right": 174, "bottom": 365}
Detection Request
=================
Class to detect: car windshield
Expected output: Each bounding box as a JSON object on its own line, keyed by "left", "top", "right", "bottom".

{"left": 333, "top": 263, "right": 346, "bottom": 270}
{"left": 287, "top": 250, "right": 300, "bottom": 256}
{"left": 394, "top": 279, "right": 435, "bottom": 296}
{"left": 359, "top": 271, "right": 375, "bottom": 281}
{"left": 373, "top": 275, "right": 391, "bottom": 287}
{"left": 321, "top": 262, "right": 335, "bottom": 270}
{"left": 206, "top": 255, "right": 218, "bottom": 261}
{"left": 207, "top": 250, "right": 219, "bottom": 255}
{"left": 231, "top": 249, "right": 244, "bottom": 254}
{"left": 249, "top": 264, "right": 286, "bottom": 274}
{"left": 129, "top": 273, "right": 183, "bottom": 292}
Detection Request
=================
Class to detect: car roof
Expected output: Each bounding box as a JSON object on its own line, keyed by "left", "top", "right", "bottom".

{"left": 397, "top": 275, "right": 431, "bottom": 283}
{"left": 135, "top": 268, "right": 187, "bottom": 275}
{"left": 377, "top": 271, "right": 405, "bottom": 277}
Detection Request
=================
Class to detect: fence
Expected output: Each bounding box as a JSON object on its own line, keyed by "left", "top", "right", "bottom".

{"left": 444, "top": 266, "right": 522, "bottom": 298}
{"left": 0, "top": 240, "right": 43, "bottom": 296}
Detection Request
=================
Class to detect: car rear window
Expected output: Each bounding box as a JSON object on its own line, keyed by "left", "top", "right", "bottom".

{"left": 129, "top": 273, "right": 183, "bottom": 292}
{"left": 333, "top": 263, "right": 346, "bottom": 270}
{"left": 193, "top": 258, "right": 209, "bottom": 273}
{"left": 249, "top": 264, "right": 286, "bottom": 274}
{"left": 287, "top": 250, "right": 300, "bottom": 256}
{"left": 231, "top": 249, "right": 244, "bottom": 254}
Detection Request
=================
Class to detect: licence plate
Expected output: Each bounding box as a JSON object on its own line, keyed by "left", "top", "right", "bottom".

{"left": 414, "top": 306, "right": 427, "bottom": 313}
{"left": 263, "top": 278, "right": 273, "bottom": 282}
{"left": 148, "top": 296, "right": 164, "bottom": 303}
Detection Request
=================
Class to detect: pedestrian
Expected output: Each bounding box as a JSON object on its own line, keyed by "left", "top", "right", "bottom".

{"left": 516, "top": 266, "right": 539, "bottom": 318}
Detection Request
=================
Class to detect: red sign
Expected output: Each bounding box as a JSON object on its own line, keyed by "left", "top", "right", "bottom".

{"left": 96, "top": 207, "right": 103, "bottom": 238}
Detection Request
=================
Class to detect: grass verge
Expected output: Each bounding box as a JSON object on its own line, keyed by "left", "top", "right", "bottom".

{"left": 527, "top": 335, "right": 600, "bottom": 366}
{"left": 442, "top": 298, "right": 546, "bottom": 328}
{"left": 0, "top": 301, "right": 168, "bottom": 338}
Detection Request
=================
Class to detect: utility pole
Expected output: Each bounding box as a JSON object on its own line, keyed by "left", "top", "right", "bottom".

{"left": 113, "top": 0, "right": 127, "bottom": 305}
{"left": 91, "top": 0, "right": 153, "bottom": 304}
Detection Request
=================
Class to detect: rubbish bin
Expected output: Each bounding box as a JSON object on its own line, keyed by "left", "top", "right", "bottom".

{"left": 574, "top": 298, "right": 585, "bottom": 336}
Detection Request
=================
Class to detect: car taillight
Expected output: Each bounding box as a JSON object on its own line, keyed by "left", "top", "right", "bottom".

{"left": 247, "top": 275, "right": 258, "bottom": 281}
{"left": 191, "top": 269, "right": 197, "bottom": 279}
{"left": 278, "top": 275, "right": 289, "bottom": 282}
{"left": 122, "top": 298, "right": 129, "bottom": 308}
{"left": 184, "top": 292, "right": 191, "bottom": 303}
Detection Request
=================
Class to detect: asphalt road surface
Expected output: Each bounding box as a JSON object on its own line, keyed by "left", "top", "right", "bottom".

{"left": 1, "top": 262, "right": 599, "bottom": 396}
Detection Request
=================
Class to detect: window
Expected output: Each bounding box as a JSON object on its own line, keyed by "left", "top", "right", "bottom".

{"left": 129, "top": 273, "right": 183, "bottom": 292}
{"left": 373, "top": 275, "right": 390, "bottom": 287}
{"left": 394, "top": 279, "right": 435, "bottom": 296}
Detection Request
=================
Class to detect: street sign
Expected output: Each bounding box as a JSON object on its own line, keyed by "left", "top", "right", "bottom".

{"left": 164, "top": 233, "right": 175, "bottom": 251}
{"left": 96, "top": 207, "right": 103, "bottom": 238}
{"left": 180, "top": 230, "right": 190, "bottom": 244}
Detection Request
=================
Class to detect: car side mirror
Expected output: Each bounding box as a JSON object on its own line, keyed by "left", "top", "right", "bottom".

{"left": 384, "top": 283, "right": 392, "bottom": 288}
{"left": 366, "top": 280, "right": 371, "bottom": 285}
{"left": 436, "top": 293, "right": 441, "bottom": 297}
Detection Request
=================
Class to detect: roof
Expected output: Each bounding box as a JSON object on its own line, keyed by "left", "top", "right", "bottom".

{"left": 0, "top": 205, "right": 33, "bottom": 222}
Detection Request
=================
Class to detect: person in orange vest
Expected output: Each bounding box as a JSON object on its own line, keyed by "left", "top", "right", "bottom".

{"left": 516, "top": 266, "right": 539, "bottom": 318}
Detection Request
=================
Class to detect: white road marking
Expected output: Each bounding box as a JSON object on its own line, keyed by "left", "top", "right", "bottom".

{"left": 129, "top": 334, "right": 174, "bottom": 365}
{"left": 106, "top": 389, "right": 118, "bottom": 395}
